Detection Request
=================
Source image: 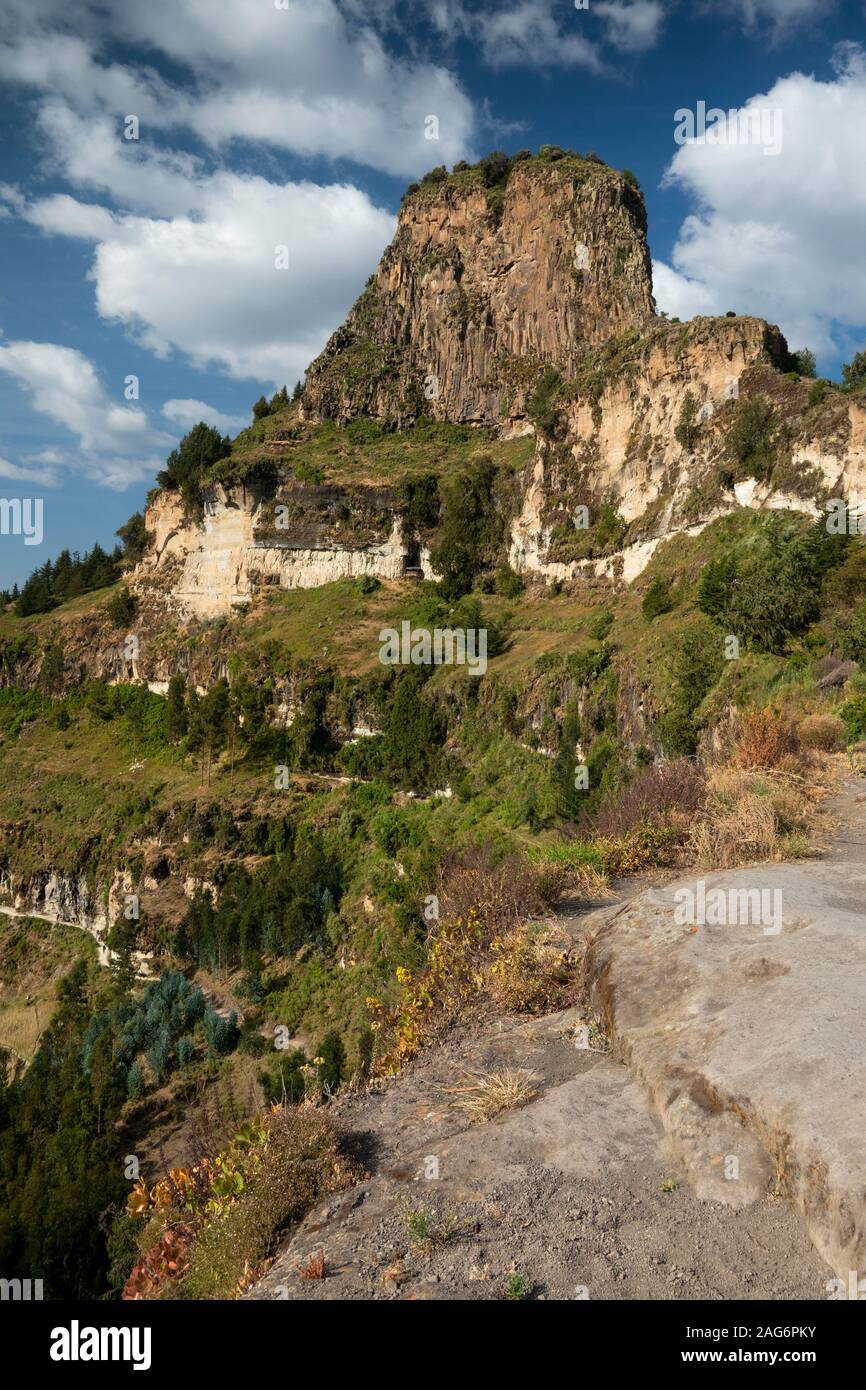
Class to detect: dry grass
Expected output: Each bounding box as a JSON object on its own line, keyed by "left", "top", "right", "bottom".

{"left": 446, "top": 1067, "right": 540, "bottom": 1124}
{"left": 571, "top": 862, "right": 614, "bottom": 898}
{"left": 485, "top": 925, "right": 577, "bottom": 1013}
{"left": 0, "top": 995, "right": 49, "bottom": 1064}
{"left": 732, "top": 708, "right": 799, "bottom": 770}
{"left": 688, "top": 767, "right": 813, "bottom": 869}
{"left": 296, "top": 1248, "right": 326, "bottom": 1280}
{"left": 172, "top": 1107, "right": 354, "bottom": 1299}
{"left": 797, "top": 713, "right": 846, "bottom": 752}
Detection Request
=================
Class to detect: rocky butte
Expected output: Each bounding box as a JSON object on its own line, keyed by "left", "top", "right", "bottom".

{"left": 130, "top": 148, "right": 866, "bottom": 620}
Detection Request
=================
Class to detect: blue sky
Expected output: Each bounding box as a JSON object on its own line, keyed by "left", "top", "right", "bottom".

{"left": 1, "top": 0, "right": 865, "bottom": 587}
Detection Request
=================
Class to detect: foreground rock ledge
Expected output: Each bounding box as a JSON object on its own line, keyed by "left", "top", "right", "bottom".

{"left": 586, "top": 785, "right": 866, "bottom": 1282}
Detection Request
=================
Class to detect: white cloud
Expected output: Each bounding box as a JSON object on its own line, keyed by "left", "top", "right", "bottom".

{"left": 23, "top": 168, "right": 396, "bottom": 385}
{"left": 427, "top": 0, "right": 666, "bottom": 67}
{"left": 474, "top": 2, "right": 602, "bottom": 70}
{"left": 727, "top": 0, "right": 836, "bottom": 36}
{"left": 654, "top": 52, "right": 866, "bottom": 361}
{"left": 0, "top": 340, "right": 172, "bottom": 488}
{"left": 0, "top": 457, "right": 61, "bottom": 488}
{"left": 0, "top": 0, "right": 476, "bottom": 179}
{"left": 162, "top": 399, "right": 247, "bottom": 434}
{"left": 595, "top": 1, "right": 664, "bottom": 53}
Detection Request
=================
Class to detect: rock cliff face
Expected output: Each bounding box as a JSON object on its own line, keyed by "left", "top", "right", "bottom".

{"left": 136, "top": 480, "right": 435, "bottom": 619}
{"left": 130, "top": 152, "right": 866, "bottom": 616}
{"left": 510, "top": 316, "right": 866, "bottom": 582}
{"left": 302, "top": 155, "right": 654, "bottom": 426}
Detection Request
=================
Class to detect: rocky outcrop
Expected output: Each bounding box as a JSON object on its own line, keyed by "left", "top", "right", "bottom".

{"left": 302, "top": 155, "right": 655, "bottom": 426}
{"left": 585, "top": 778, "right": 866, "bottom": 1284}
{"left": 0, "top": 867, "right": 151, "bottom": 971}
{"left": 509, "top": 317, "right": 866, "bottom": 582}
{"left": 127, "top": 155, "right": 866, "bottom": 614}
{"left": 134, "top": 480, "right": 435, "bottom": 620}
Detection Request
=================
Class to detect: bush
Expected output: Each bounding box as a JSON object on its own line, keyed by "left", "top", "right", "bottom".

{"left": 797, "top": 713, "right": 846, "bottom": 751}
{"left": 689, "top": 767, "right": 810, "bottom": 869}
{"left": 657, "top": 617, "right": 725, "bottom": 755}
{"left": 733, "top": 708, "right": 799, "bottom": 769}
{"left": 697, "top": 517, "right": 849, "bottom": 655}
{"left": 429, "top": 459, "right": 502, "bottom": 598}
{"left": 588, "top": 607, "right": 613, "bottom": 640}
{"left": 494, "top": 563, "right": 524, "bottom": 597}
{"left": 420, "top": 164, "right": 448, "bottom": 186}
{"left": 726, "top": 398, "right": 776, "bottom": 480}
{"left": 839, "top": 697, "right": 866, "bottom": 741}
{"left": 155, "top": 1109, "right": 352, "bottom": 1300}
{"left": 591, "top": 758, "right": 706, "bottom": 837}
{"left": 788, "top": 348, "right": 817, "bottom": 378}
{"left": 842, "top": 350, "right": 866, "bottom": 388}
{"left": 594, "top": 501, "right": 626, "bottom": 551}
{"left": 107, "top": 586, "right": 137, "bottom": 628}
{"left": 116, "top": 511, "right": 149, "bottom": 563}
{"left": 526, "top": 368, "right": 562, "bottom": 436}
{"left": 642, "top": 575, "right": 674, "bottom": 621}
{"left": 675, "top": 391, "right": 699, "bottom": 451}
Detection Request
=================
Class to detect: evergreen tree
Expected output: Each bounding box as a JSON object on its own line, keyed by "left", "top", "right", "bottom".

{"left": 166, "top": 674, "right": 188, "bottom": 741}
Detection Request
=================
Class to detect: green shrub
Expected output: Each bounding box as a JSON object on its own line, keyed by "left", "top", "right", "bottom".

{"left": 429, "top": 460, "right": 503, "bottom": 599}
{"left": 842, "top": 350, "right": 866, "bottom": 388}
{"left": 697, "top": 517, "right": 848, "bottom": 654}
{"left": 726, "top": 398, "right": 776, "bottom": 481}
{"left": 788, "top": 348, "right": 817, "bottom": 378}
{"left": 657, "top": 616, "right": 725, "bottom": 754}
{"left": 495, "top": 563, "right": 524, "bottom": 597}
{"left": 180, "top": 1109, "right": 349, "bottom": 1299}
{"left": 107, "top": 586, "right": 137, "bottom": 628}
{"left": 642, "top": 576, "right": 674, "bottom": 621}
{"left": 588, "top": 607, "right": 613, "bottom": 640}
{"left": 675, "top": 391, "right": 699, "bottom": 451}
{"left": 594, "top": 501, "right": 626, "bottom": 552}
{"left": 526, "top": 368, "right": 562, "bottom": 436}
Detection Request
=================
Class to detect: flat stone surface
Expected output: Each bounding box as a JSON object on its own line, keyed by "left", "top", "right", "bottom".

{"left": 249, "top": 1007, "right": 828, "bottom": 1301}
{"left": 585, "top": 779, "right": 866, "bottom": 1281}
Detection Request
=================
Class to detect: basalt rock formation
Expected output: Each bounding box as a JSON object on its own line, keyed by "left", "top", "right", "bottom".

{"left": 129, "top": 148, "right": 866, "bottom": 619}
{"left": 301, "top": 153, "right": 655, "bottom": 426}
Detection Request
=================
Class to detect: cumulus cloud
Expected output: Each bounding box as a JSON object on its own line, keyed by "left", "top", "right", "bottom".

{"left": 654, "top": 50, "right": 866, "bottom": 361}
{"left": 0, "top": 457, "right": 61, "bottom": 489}
{"left": 595, "top": 1, "right": 664, "bottom": 53}
{"left": 727, "top": 0, "right": 836, "bottom": 36}
{"left": 427, "top": 0, "right": 604, "bottom": 69}
{"left": 475, "top": 2, "right": 602, "bottom": 70}
{"left": 22, "top": 165, "right": 395, "bottom": 385}
{"left": 0, "top": 340, "right": 173, "bottom": 487}
{"left": 0, "top": 0, "right": 476, "bottom": 178}
{"left": 162, "top": 399, "right": 247, "bottom": 434}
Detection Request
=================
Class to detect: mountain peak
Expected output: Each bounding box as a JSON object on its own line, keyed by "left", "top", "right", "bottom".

{"left": 302, "top": 147, "right": 655, "bottom": 428}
